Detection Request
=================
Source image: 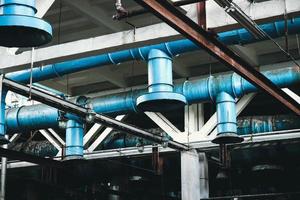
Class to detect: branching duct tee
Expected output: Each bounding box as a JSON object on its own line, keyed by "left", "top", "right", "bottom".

{"left": 0, "top": 0, "right": 52, "bottom": 47}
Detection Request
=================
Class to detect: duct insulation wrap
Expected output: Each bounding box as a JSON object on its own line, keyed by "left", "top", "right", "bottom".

{"left": 65, "top": 120, "right": 84, "bottom": 160}
{"left": 136, "top": 49, "right": 186, "bottom": 111}
{"left": 6, "top": 17, "right": 300, "bottom": 84}
{"left": 0, "top": 0, "right": 52, "bottom": 47}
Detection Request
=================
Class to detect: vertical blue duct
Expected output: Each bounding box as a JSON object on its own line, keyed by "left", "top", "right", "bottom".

{"left": 136, "top": 49, "right": 186, "bottom": 111}
{"left": 6, "top": 18, "right": 300, "bottom": 84}
{"left": 0, "top": 0, "right": 52, "bottom": 47}
{"left": 212, "top": 92, "right": 243, "bottom": 144}
{"left": 65, "top": 120, "right": 84, "bottom": 160}
{"left": 0, "top": 90, "right": 9, "bottom": 144}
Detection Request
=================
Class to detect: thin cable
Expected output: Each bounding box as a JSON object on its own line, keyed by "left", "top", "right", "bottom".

{"left": 296, "top": 34, "right": 300, "bottom": 57}
{"left": 28, "top": 47, "right": 35, "bottom": 101}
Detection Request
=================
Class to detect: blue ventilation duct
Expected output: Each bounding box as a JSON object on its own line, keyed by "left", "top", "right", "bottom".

{"left": 6, "top": 17, "right": 300, "bottom": 83}
{"left": 0, "top": 90, "right": 9, "bottom": 144}
{"left": 0, "top": 0, "right": 52, "bottom": 47}
{"left": 136, "top": 49, "right": 186, "bottom": 111}
{"left": 212, "top": 92, "right": 243, "bottom": 144}
{"left": 90, "top": 67, "right": 300, "bottom": 114}
{"left": 2, "top": 18, "right": 300, "bottom": 136}
{"left": 65, "top": 120, "right": 84, "bottom": 160}
{"left": 4, "top": 67, "right": 300, "bottom": 134}
{"left": 6, "top": 104, "right": 60, "bottom": 133}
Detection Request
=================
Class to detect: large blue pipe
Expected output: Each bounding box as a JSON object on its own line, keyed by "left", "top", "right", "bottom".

{"left": 3, "top": 17, "right": 300, "bottom": 134}
{"left": 6, "top": 104, "right": 60, "bottom": 133}
{"left": 65, "top": 120, "right": 84, "bottom": 159}
{"left": 90, "top": 67, "right": 300, "bottom": 114}
{"left": 5, "top": 17, "right": 300, "bottom": 83}
{"left": 5, "top": 66, "right": 299, "bottom": 134}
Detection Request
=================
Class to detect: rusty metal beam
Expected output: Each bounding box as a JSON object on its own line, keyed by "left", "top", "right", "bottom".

{"left": 135, "top": 0, "right": 300, "bottom": 116}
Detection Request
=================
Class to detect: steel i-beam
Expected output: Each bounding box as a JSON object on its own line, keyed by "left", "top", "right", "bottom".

{"left": 135, "top": 0, "right": 300, "bottom": 116}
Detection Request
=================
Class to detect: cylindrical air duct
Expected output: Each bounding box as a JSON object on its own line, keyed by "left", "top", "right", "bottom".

{"left": 0, "top": 0, "right": 52, "bottom": 47}
{"left": 212, "top": 92, "right": 243, "bottom": 144}
{"left": 65, "top": 120, "right": 84, "bottom": 160}
{"left": 136, "top": 49, "right": 186, "bottom": 111}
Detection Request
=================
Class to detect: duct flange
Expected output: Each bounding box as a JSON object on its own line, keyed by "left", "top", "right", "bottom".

{"left": 136, "top": 49, "right": 186, "bottom": 112}
{"left": 0, "top": 0, "right": 52, "bottom": 47}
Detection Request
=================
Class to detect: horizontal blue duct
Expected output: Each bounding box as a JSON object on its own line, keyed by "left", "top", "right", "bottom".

{"left": 90, "top": 67, "right": 300, "bottom": 114}
{"left": 5, "top": 17, "right": 300, "bottom": 84}
{"left": 5, "top": 67, "right": 300, "bottom": 133}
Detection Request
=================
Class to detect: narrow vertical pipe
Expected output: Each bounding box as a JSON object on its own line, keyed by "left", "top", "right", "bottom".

{"left": 0, "top": 135, "right": 8, "bottom": 200}
{"left": 0, "top": 89, "right": 8, "bottom": 144}
{"left": 212, "top": 92, "right": 243, "bottom": 144}
{"left": 65, "top": 120, "right": 84, "bottom": 160}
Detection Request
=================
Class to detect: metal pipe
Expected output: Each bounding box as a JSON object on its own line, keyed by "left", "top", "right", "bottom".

{"left": 212, "top": 92, "right": 243, "bottom": 144}
{"left": 90, "top": 66, "right": 300, "bottom": 114}
{"left": 4, "top": 66, "right": 299, "bottom": 133}
{"left": 136, "top": 49, "right": 186, "bottom": 111}
{"left": 0, "top": 135, "right": 8, "bottom": 200}
{"left": 65, "top": 120, "right": 84, "bottom": 160}
{"left": 0, "top": 0, "right": 52, "bottom": 47}
{"left": 6, "top": 17, "right": 300, "bottom": 84}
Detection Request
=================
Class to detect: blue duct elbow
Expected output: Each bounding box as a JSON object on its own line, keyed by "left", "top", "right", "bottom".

{"left": 65, "top": 120, "right": 84, "bottom": 160}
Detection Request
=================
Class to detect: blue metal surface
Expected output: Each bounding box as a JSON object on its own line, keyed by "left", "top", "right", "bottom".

{"left": 212, "top": 92, "right": 243, "bottom": 144}
{"left": 6, "top": 17, "right": 300, "bottom": 83}
{"left": 0, "top": 0, "right": 52, "bottom": 47}
{"left": 91, "top": 67, "right": 300, "bottom": 114}
{"left": 136, "top": 49, "right": 186, "bottom": 111}
{"left": 216, "top": 92, "right": 237, "bottom": 135}
{"left": 65, "top": 120, "right": 84, "bottom": 159}
{"left": 4, "top": 67, "right": 299, "bottom": 134}
{"left": 6, "top": 104, "right": 60, "bottom": 133}
{"left": 0, "top": 90, "right": 7, "bottom": 141}
{"left": 2, "top": 17, "right": 300, "bottom": 133}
